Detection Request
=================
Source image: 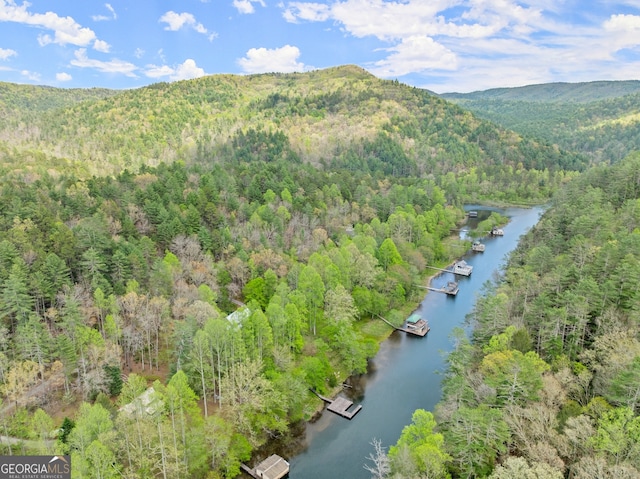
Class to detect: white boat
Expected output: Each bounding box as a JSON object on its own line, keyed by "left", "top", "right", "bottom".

{"left": 490, "top": 226, "right": 504, "bottom": 236}
{"left": 452, "top": 260, "right": 473, "bottom": 276}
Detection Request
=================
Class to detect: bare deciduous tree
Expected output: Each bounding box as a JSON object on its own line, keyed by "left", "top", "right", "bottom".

{"left": 364, "top": 438, "right": 390, "bottom": 479}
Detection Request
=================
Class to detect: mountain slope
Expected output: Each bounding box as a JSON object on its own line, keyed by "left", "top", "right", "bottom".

{"left": 441, "top": 81, "right": 640, "bottom": 163}
{"left": 0, "top": 81, "right": 117, "bottom": 116}
{"left": 0, "top": 65, "right": 584, "bottom": 177}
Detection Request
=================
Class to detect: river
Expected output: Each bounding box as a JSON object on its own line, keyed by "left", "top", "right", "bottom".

{"left": 286, "top": 205, "right": 544, "bottom": 479}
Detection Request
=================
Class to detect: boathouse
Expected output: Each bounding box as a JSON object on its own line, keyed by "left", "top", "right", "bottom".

{"left": 472, "top": 241, "right": 485, "bottom": 252}
{"left": 256, "top": 455, "right": 289, "bottom": 479}
{"left": 453, "top": 260, "right": 473, "bottom": 276}
{"left": 242, "top": 455, "right": 290, "bottom": 479}
{"left": 405, "top": 313, "right": 430, "bottom": 336}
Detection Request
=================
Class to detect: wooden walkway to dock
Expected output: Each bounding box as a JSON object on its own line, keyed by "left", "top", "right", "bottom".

{"left": 376, "top": 315, "right": 430, "bottom": 337}
{"left": 425, "top": 265, "right": 452, "bottom": 273}
{"left": 309, "top": 389, "right": 362, "bottom": 419}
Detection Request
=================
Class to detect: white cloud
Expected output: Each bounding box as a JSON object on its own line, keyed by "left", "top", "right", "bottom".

{"left": 237, "top": 45, "right": 305, "bottom": 73}
{"left": 144, "top": 59, "right": 206, "bottom": 81}
{"left": 93, "top": 39, "right": 110, "bottom": 53}
{"left": 603, "top": 13, "right": 640, "bottom": 50}
{"left": 70, "top": 48, "right": 138, "bottom": 77}
{"left": 92, "top": 3, "right": 117, "bottom": 21}
{"left": 0, "top": 47, "right": 16, "bottom": 60}
{"left": 56, "top": 72, "right": 72, "bottom": 81}
{"left": 0, "top": 0, "right": 100, "bottom": 47}
{"left": 233, "top": 0, "right": 266, "bottom": 14}
{"left": 369, "top": 36, "right": 458, "bottom": 77}
{"left": 280, "top": 0, "right": 640, "bottom": 93}
{"left": 159, "top": 11, "right": 212, "bottom": 38}
{"left": 145, "top": 64, "right": 175, "bottom": 78}
{"left": 172, "top": 59, "right": 206, "bottom": 80}
{"left": 282, "top": 1, "right": 331, "bottom": 23}
{"left": 20, "top": 69, "right": 40, "bottom": 81}
{"left": 134, "top": 48, "right": 145, "bottom": 59}
{"left": 284, "top": 0, "right": 451, "bottom": 39}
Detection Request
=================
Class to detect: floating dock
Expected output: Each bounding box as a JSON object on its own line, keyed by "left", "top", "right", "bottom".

{"left": 442, "top": 281, "right": 459, "bottom": 295}
{"left": 310, "top": 390, "right": 362, "bottom": 419}
{"left": 241, "top": 455, "right": 290, "bottom": 479}
{"left": 425, "top": 262, "right": 473, "bottom": 276}
{"left": 420, "top": 281, "right": 459, "bottom": 296}
{"left": 377, "top": 314, "right": 430, "bottom": 337}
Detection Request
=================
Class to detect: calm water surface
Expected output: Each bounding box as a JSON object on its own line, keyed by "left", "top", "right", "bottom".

{"left": 287, "top": 206, "right": 544, "bottom": 479}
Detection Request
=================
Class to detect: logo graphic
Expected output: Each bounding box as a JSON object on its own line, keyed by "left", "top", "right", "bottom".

{"left": 0, "top": 455, "right": 71, "bottom": 479}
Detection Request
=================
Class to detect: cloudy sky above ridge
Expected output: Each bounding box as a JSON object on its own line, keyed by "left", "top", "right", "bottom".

{"left": 0, "top": 0, "right": 638, "bottom": 93}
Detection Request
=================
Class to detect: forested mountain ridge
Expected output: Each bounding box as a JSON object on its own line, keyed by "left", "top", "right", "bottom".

{"left": 443, "top": 80, "right": 640, "bottom": 103}
{"left": 0, "top": 65, "right": 584, "bottom": 178}
{"left": 442, "top": 81, "right": 640, "bottom": 164}
{"left": 0, "top": 81, "right": 117, "bottom": 116}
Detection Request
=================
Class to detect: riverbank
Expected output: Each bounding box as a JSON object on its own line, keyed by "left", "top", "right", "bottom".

{"left": 287, "top": 205, "right": 545, "bottom": 479}
{"left": 243, "top": 207, "right": 531, "bottom": 477}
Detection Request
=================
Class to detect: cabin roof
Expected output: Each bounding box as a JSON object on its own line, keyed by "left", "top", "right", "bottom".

{"left": 256, "top": 455, "right": 289, "bottom": 479}
{"left": 407, "top": 313, "right": 422, "bottom": 324}
{"left": 119, "top": 387, "right": 163, "bottom": 417}
{"left": 226, "top": 306, "right": 251, "bottom": 325}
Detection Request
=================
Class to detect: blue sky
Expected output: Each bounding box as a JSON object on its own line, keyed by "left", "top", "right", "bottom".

{"left": 0, "top": 0, "right": 639, "bottom": 93}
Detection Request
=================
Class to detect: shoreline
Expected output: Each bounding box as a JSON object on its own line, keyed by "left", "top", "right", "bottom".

{"left": 244, "top": 215, "right": 477, "bottom": 471}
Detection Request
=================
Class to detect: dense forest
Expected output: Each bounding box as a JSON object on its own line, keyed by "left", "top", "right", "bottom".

{"left": 0, "top": 158, "right": 468, "bottom": 478}
{"left": 442, "top": 81, "right": 640, "bottom": 165}
{"left": 0, "top": 66, "right": 637, "bottom": 478}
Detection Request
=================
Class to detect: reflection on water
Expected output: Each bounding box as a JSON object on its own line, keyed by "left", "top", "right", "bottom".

{"left": 252, "top": 206, "right": 544, "bottom": 479}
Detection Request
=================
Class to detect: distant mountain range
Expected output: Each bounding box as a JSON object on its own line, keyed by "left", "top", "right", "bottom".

{"left": 442, "top": 80, "right": 640, "bottom": 103}
{"left": 441, "top": 80, "right": 640, "bottom": 163}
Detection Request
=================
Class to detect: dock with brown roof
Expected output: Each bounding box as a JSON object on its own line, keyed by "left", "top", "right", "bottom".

{"left": 310, "top": 390, "right": 363, "bottom": 419}
{"left": 241, "top": 455, "right": 290, "bottom": 479}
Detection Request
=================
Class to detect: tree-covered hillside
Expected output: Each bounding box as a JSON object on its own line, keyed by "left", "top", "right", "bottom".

{"left": 0, "top": 81, "right": 117, "bottom": 118}
{"left": 0, "top": 65, "right": 584, "bottom": 178}
{"left": 442, "top": 82, "right": 640, "bottom": 164}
